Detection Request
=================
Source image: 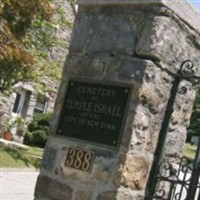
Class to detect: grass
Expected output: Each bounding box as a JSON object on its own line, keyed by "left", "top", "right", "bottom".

{"left": 0, "top": 142, "right": 196, "bottom": 169}
{"left": 0, "top": 143, "right": 44, "bottom": 169}
{"left": 183, "top": 143, "right": 197, "bottom": 159}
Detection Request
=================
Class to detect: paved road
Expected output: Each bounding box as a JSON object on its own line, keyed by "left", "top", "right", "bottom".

{"left": 0, "top": 169, "right": 39, "bottom": 200}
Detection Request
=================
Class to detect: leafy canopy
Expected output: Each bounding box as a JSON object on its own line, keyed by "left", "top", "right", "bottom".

{"left": 0, "top": 0, "right": 65, "bottom": 94}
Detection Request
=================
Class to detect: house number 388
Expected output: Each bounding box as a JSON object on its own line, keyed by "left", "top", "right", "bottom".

{"left": 65, "top": 147, "right": 95, "bottom": 173}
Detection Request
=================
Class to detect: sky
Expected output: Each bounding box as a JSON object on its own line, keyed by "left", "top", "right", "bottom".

{"left": 188, "top": 0, "right": 200, "bottom": 11}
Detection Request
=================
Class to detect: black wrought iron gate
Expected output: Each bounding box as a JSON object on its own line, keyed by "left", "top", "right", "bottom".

{"left": 144, "top": 60, "right": 200, "bottom": 200}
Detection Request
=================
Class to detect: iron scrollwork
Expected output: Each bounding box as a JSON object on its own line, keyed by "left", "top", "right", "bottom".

{"left": 153, "top": 158, "right": 196, "bottom": 200}
{"left": 179, "top": 60, "right": 200, "bottom": 85}
{"left": 177, "top": 60, "right": 199, "bottom": 94}
{"left": 179, "top": 60, "right": 196, "bottom": 78}
{"left": 145, "top": 60, "right": 200, "bottom": 200}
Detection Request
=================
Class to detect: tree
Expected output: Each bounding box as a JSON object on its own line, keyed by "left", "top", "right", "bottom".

{"left": 0, "top": 17, "right": 34, "bottom": 92}
{"left": 0, "top": 0, "right": 62, "bottom": 94}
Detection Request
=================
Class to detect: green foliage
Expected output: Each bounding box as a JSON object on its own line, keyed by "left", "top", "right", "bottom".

{"left": 183, "top": 143, "right": 196, "bottom": 159}
{"left": 23, "top": 131, "right": 33, "bottom": 144}
{"left": 56, "top": 7, "right": 74, "bottom": 28}
{"left": 0, "top": 0, "right": 72, "bottom": 94}
{"left": 0, "top": 0, "right": 52, "bottom": 93}
{"left": 0, "top": 19, "right": 34, "bottom": 93}
{"left": 24, "top": 112, "right": 52, "bottom": 147}
{"left": 1, "top": 116, "right": 26, "bottom": 133}
{"left": 1, "top": 0, "right": 54, "bottom": 38}
{"left": 28, "top": 112, "right": 52, "bottom": 131}
{"left": 0, "top": 143, "right": 43, "bottom": 168}
{"left": 27, "top": 130, "right": 48, "bottom": 147}
{"left": 24, "top": 18, "right": 56, "bottom": 54}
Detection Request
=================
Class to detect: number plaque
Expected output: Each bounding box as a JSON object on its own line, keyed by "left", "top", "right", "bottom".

{"left": 65, "top": 147, "right": 95, "bottom": 173}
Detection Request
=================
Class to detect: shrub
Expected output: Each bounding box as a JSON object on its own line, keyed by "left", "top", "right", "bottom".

{"left": 24, "top": 112, "right": 52, "bottom": 147}
{"left": 28, "top": 112, "right": 52, "bottom": 134}
{"left": 23, "top": 131, "right": 33, "bottom": 145}
{"left": 32, "top": 130, "right": 48, "bottom": 147}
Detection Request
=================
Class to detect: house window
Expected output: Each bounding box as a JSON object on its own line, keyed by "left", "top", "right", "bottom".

{"left": 34, "top": 96, "right": 47, "bottom": 114}
{"left": 12, "top": 93, "right": 21, "bottom": 113}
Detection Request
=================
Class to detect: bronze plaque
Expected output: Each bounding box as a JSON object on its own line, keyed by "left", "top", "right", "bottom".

{"left": 57, "top": 79, "right": 131, "bottom": 148}
{"left": 65, "top": 147, "right": 95, "bottom": 173}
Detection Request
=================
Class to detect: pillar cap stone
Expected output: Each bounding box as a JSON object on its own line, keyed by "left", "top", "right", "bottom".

{"left": 77, "top": 0, "right": 200, "bottom": 34}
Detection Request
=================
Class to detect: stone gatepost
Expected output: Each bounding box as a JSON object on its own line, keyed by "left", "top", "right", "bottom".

{"left": 34, "top": 1, "right": 200, "bottom": 200}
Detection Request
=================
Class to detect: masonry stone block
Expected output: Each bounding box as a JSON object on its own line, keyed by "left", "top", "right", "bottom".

{"left": 42, "top": 146, "right": 57, "bottom": 171}
{"left": 35, "top": 175, "right": 73, "bottom": 200}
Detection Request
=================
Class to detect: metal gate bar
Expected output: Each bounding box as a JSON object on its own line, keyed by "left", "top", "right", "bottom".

{"left": 144, "top": 60, "right": 200, "bottom": 200}
{"left": 144, "top": 62, "right": 184, "bottom": 200}
{"left": 186, "top": 137, "right": 200, "bottom": 200}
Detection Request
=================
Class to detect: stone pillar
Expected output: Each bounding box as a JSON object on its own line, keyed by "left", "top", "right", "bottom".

{"left": 34, "top": 1, "right": 200, "bottom": 200}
